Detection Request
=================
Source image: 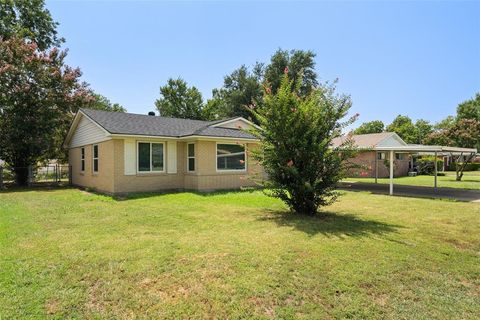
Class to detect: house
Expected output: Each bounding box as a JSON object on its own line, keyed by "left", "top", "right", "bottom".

{"left": 332, "top": 132, "right": 411, "bottom": 178}
{"left": 63, "top": 109, "right": 262, "bottom": 194}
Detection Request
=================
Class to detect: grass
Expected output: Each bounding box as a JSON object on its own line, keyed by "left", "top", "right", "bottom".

{"left": 344, "top": 171, "right": 480, "bottom": 190}
{"left": 1, "top": 188, "right": 479, "bottom": 319}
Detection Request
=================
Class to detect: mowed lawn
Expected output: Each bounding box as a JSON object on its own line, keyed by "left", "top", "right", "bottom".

{"left": 1, "top": 189, "right": 479, "bottom": 319}
{"left": 344, "top": 171, "right": 480, "bottom": 190}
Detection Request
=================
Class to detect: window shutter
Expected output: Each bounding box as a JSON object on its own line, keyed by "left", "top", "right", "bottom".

{"left": 124, "top": 139, "right": 136, "bottom": 175}
{"left": 167, "top": 141, "right": 177, "bottom": 174}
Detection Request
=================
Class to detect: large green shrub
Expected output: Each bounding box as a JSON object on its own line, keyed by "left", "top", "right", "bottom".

{"left": 448, "top": 162, "right": 480, "bottom": 171}
{"left": 250, "top": 72, "right": 356, "bottom": 215}
{"left": 417, "top": 156, "right": 444, "bottom": 175}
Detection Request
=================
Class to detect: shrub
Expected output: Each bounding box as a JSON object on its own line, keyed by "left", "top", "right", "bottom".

{"left": 417, "top": 156, "right": 444, "bottom": 175}
{"left": 448, "top": 162, "right": 480, "bottom": 171}
{"left": 250, "top": 72, "right": 356, "bottom": 216}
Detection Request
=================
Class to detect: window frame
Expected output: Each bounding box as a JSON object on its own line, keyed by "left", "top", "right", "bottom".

{"left": 377, "top": 152, "right": 386, "bottom": 160}
{"left": 215, "top": 142, "right": 247, "bottom": 172}
{"left": 187, "top": 143, "right": 195, "bottom": 172}
{"left": 136, "top": 141, "right": 166, "bottom": 173}
{"left": 80, "top": 147, "right": 85, "bottom": 172}
{"left": 92, "top": 144, "right": 99, "bottom": 174}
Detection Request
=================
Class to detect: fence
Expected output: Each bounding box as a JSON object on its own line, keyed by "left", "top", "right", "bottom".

{"left": 0, "top": 164, "right": 71, "bottom": 189}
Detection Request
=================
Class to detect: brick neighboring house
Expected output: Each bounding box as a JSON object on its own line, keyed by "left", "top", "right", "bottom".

{"left": 332, "top": 132, "right": 411, "bottom": 178}
{"left": 64, "top": 109, "right": 263, "bottom": 194}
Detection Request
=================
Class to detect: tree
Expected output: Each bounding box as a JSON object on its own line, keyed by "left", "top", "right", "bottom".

{"left": 250, "top": 72, "right": 356, "bottom": 216}
{"left": 425, "top": 118, "right": 479, "bottom": 181}
{"left": 386, "top": 115, "right": 417, "bottom": 144}
{"left": 208, "top": 49, "right": 319, "bottom": 120}
{"left": 353, "top": 120, "right": 384, "bottom": 135}
{"left": 0, "top": 0, "right": 62, "bottom": 50}
{"left": 155, "top": 78, "right": 204, "bottom": 119}
{"left": 264, "top": 49, "right": 318, "bottom": 96}
{"left": 457, "top": 93, "right": 480, "bottom": 121}
{"left": 0, "top": 37, "right": 92, "bottom": 185}
{"left": 88, "top": 93, "right": 126, "bottom": 112}
{"left": 434, "top": 115, "right": 455, "bottom": 131}
{"left": 414, "top": 119, "right": 433, "bottom": 144}
{"left": 207, "top": 64, "right": 263, "bottom": 120}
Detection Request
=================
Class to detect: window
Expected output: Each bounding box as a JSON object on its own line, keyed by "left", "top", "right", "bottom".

{"left": 138, "top": 142, "right": 164, "bottom": 172}
{"left": 187, "top": 143, "right": 195, "bottom": 172}
{"left": 396, "top": 153, "right": 405, "bottom": 160}
{"left": 93, "top": 144, "right": 99, "bottom": 173}
{"left": 217, "top": 143, "right": 246, "bottom": 171}
{"left": 81, "top": 147, "right": 85, "bottom": 172}
{"left": 377, "top": 152, "right": 386, "bottom": 160}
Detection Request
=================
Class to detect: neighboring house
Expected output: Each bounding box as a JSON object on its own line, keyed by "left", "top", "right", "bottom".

{"left": 332, "top": 132, "right": 411, "bottom": 178}
{"left": 63, "top": 109, "right": 262, "bottom": 194}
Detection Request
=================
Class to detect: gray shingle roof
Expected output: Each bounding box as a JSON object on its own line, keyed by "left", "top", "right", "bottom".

{"left": 80, "top": 108, "right": 256, "bottom": 139}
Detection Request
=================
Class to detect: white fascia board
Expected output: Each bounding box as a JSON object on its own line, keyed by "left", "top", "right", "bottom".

{"left": 110, "top": 134, "right": 259, "bottom": 142}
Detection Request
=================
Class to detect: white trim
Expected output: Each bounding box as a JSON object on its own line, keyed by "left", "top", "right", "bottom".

{"left": 211, "top": 117, "right": 262, "bottom": 130}
{"left": 136, "top": 141, "right": 166, "bottom": 174}
{"left": 110, "top": 133, "right": 258, "bottom": 142}
{"left": 80, "top": 147, "right": 85, "bottom": 172}
{"left": 187, "top": 142, "right": 195, "bottom": 172}
{"left": 215, "top": 142, "right": 247, "bottom": 172}
{"left": 92, "top": 144, "right": 99, "bottom": 174}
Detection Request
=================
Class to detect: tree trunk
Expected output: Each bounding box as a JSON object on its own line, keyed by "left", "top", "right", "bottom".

{"left": 13, "top": 167, "right": 29, "bottom": 186}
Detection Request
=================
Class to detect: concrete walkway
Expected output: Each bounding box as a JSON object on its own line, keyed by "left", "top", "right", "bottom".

{"left": 339, "top": 182, "right": 480, "bottom": 202}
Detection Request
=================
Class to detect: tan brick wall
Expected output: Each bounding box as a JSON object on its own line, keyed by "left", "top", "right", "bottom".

{"left": 347, "top": 151, "right": 410, "bottom": 178}
{"left": 189, "top": 141, "right": 262, "bottom": 191}
{"left": 70, "top": 139, "right": 264, "bottom": 194}
{"left": 69, "top": 140, "right": 115, "bottom": 193}
{"left": 112, "top": 139, "right": 185, "bottom": 193}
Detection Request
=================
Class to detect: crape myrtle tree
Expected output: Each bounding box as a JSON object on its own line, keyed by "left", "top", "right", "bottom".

{"left": 0, "top": 37, "right": 93, "bottom": 185}
{"left": 250, "top": 70, "right": 357, "bottom": 216}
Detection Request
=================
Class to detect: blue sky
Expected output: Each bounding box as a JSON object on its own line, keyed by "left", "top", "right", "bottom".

{"left": 47, "top": 1, "right": 479, "bottom": 127}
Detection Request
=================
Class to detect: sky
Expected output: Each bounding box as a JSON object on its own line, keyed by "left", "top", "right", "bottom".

{"left": 46, "top": 0, "right": 480, "bottom": 127}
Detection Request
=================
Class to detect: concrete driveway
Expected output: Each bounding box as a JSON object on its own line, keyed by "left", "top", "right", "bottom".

{"left": 339, "top": 182, "right": 480, "bottom": 202}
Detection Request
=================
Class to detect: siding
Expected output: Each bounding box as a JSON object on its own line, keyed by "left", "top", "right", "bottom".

{"left": 70, "top": 115, "right": 110, "bottom": 148}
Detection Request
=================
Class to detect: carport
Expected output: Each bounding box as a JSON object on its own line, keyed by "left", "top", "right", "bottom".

{"left": 373, "top": 146, "right": 477, "bottom": 195}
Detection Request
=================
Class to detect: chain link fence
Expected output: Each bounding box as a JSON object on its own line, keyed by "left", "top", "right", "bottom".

{"left": 0, "top": 164, "right": 71, "bottom": 189}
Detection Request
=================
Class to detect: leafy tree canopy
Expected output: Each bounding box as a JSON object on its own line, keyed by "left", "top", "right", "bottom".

{"left": 87, "top": 93, "right": 126, "bottom": 112}
{"left": 155, "top": 78, "right": 204, "bottom": 120}
{"left": 250, "top": 73, "right": 356, "bottom": 216}
{"left": 206, "top": 49, "right": 319, "bottom": 121}
{"left": 0, "top": 0, "right": 62, "bottom": 50}
{"left": 353, "top": 120, "right": 384, "bottom": 135}
{"left": 264, "top": 49, "right": 318, "bottom": 96}
{"left": 207, "top": 64, "right": 263, "bottom": 121}
{"left": 386, "top": 115, "right": 417, "bottom": 144}
{"left": 414, "top": 119, "right": 433, "bottom": 144}
{"left": 0, "top": 37, "right": 92, "bottom": 184}
{"left": 457, "top": 93, "right": 480, "bottom": 122}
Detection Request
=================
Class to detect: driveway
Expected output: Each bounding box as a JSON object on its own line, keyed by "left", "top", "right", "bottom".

{"left": 339, "top": 182, "right": 480, "bottom": 202}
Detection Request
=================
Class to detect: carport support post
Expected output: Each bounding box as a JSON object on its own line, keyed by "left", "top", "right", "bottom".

{"left": 434, "top": 151, "right": 438, "bottom": 189}
{"left": 375, "top": 152, "right": 378, "bottom": 183}
{"left": 389, "top": 150, "right": 394, "bottom": 195}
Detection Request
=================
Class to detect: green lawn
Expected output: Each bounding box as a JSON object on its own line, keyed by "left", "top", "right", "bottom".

{"left": 344, "top": 171, "right": 480, "bottom": 190}
{"left": 1, "top": 188, "right": 479, "bottom": 319}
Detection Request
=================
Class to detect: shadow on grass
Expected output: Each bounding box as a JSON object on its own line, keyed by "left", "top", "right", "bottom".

{"left": 112, "top": 187, "right": 261, "bottom": 201}
{"left": 0, "top": 184, "right": 72, "bottom": 193}
{"left": 257, "top": 209, "right": 401, "bottom": 237}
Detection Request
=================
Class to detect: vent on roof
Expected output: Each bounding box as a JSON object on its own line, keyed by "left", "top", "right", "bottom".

{"left": 148, "top": 111, "right": 156, "bottom": 116}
